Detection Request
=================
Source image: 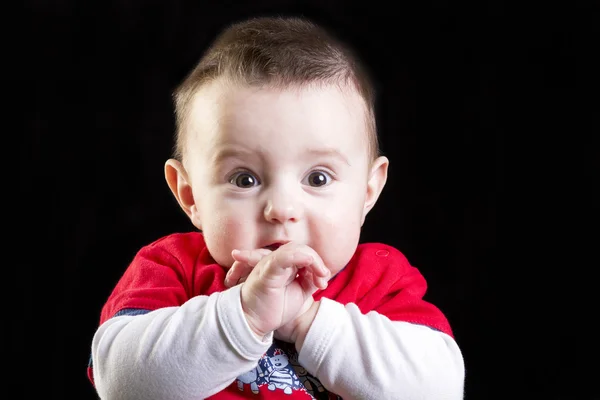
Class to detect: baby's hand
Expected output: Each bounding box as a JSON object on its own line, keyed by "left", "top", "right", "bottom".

{"left": 224, "top": 248, "right": 272, "bottom": 287}
{"left": 226, "top": 243, "right": 330, "bottom": 339}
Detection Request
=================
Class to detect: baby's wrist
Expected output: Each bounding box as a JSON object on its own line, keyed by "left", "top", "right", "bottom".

{"left": 291, "top": 300, "right": 320, "bottom": 352}
{"left": 243, "top": 309, "right": 269, "bottom": 339}
{"left": 240, "top": 285, "right": 271, "bottom": 339}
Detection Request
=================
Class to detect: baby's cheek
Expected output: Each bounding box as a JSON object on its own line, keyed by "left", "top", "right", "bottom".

{"left": 210, "top": 212, "right": 257, "bottom": 265}
{"left": 316, "top": 214, "right": 362, "bottom": 275}
{"left": 323, "top": 203, "right": 363, "bottom": 234}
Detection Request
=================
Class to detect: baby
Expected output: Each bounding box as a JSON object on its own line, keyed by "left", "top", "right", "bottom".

{"left": 88, "top": 16, "right": 465, "bottom": 399}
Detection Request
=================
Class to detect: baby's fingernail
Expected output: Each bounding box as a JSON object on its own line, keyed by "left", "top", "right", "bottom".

{"left": 232, "top": 249, "right": 240, "bottom": 256}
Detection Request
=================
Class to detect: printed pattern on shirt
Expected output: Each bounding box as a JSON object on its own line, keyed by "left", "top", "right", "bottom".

{"left": 231, "top": 340, "right": 341, "bottom": 399}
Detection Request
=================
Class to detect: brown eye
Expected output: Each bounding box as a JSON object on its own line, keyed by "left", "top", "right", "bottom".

{"left": 230, "top": 172, "right": 258, "bottom": 188}
{"left": 305, "top": 171, "right": 330, "bottom": 187}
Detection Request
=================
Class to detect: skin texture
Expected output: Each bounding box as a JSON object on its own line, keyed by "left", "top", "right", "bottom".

{"left": 165, "top": 78, "right": 389, "bottom": 349}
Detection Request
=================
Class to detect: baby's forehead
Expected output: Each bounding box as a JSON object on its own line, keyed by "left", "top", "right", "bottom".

{"left": 182, "top": 79, "right": 374, "bottom": 165}
{"left": 197, "top": 81, "right": 366, "bottom": 131}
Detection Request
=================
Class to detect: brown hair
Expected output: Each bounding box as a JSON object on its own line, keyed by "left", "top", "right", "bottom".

{"left": 172, "top": 16, "right": 379, "bottom": 162}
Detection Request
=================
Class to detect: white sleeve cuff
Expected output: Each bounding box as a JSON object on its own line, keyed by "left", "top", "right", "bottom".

{"left": 297, "top": 297, "right": 343, "bottom": 375}
{"left": 217, "top": 284, "right": 273, "bottom": 360}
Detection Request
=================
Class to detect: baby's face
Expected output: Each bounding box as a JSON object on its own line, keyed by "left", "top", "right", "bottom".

{"left": 183, "top": 80, "right": 378, "bottom": 275}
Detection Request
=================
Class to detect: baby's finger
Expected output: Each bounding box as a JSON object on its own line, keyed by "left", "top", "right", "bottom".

{"left": 288, "top": 248, "right": 329, "bottom": 283}
{"left": 296, "top": 268, "right": 319, "bottom": 294}
{"left": 297, "top": 265, "right": 329, "bottom": 291}
{"left": 224, "top": 261, "right": 254, "bottom": 287}
{"left": 232, "top": 248, "right": 272, "bottom": 267}
{"left": 309, "top": 257, "right": 330, "bottom": 278}
{"left": 273, "top": 243, "right": 329, "bottom": 289}
{"left": 257, "top": 248, "right": 315, "bottom": 286}
{"left": 271, "top": 249, "right": 314, "bottom": 270}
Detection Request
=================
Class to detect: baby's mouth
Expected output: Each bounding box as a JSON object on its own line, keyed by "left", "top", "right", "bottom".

{"left": 263, "top": 243, "right": 283, "bottom": 251}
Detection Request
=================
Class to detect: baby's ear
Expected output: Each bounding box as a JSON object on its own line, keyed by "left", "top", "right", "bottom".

{"left": 362, "top": 156, "right": 389, "bottom": 224}
{"left": 164, "top": 159, "right": 201, "bottom": 229}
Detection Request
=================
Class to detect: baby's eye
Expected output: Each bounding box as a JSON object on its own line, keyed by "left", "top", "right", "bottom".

{"left": 303, "top": 171, "right": 332, "bottom": 187}
{"left": 229, "top": 172, "right": 259, "bottom": 188}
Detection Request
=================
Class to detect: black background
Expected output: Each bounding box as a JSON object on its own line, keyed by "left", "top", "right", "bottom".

{"left": 20, "top": 0, "right": 598, "bottom": 399}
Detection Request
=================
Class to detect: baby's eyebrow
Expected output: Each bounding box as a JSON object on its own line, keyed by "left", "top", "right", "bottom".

{"left": 211, "top": 146, "right": 255, "bottom": 165}
{"left": 210, "top": 146, "right": 351, "bottom": 167}
{"left": 306, "top": 148, "right": 351, "bottom": 166}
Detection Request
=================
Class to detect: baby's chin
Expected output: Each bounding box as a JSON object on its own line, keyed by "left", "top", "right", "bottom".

{"left": 205, "top": 241, "right": 240, "bottom": 269}
{"left": 324, "top": 264, "right": 345, "bottom": 278}
{"left": 208, "top": 250, "right": 235, "bottom": 270}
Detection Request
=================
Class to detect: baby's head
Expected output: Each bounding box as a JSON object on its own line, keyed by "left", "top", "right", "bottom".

{"left": 165, "top": 16, "right": 389, "bottom": 275}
